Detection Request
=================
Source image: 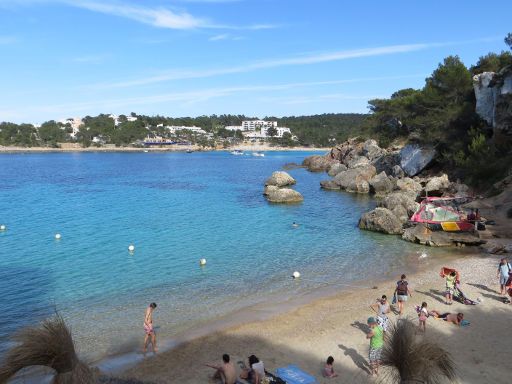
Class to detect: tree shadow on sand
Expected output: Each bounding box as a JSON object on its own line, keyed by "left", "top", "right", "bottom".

{"left": 466, "top": 283, "right": 505, "bottom": 302}
{"left": 338, "top": 344, "right": 371, "bottom": 375}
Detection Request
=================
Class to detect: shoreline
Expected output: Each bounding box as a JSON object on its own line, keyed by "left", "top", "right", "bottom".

{"left": 89, "top": 247, "right": 473, "bottom": 374}
{"left": 0, "top": 144, "right": 330, "bottom": 153}
{"left": 110, "top": 251, "right": 510, "bottom": 384}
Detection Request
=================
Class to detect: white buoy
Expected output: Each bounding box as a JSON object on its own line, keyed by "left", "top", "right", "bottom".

{"left": 292, "top": 271, "right": 301, "bottom": 279}
{"left": 128, "top": 244, "right": 135, "bottom": 252}
{"left": 419, "top": 251, "right": 427, "bottom": 259}
{"left": 199, "top": 258, "right": 207, "bottom": 266}
{"left": 0, "top": 225, "right": 6, "bottom": 231}
{"left": 55, "top": 233, "right": 61, "bottom": 240}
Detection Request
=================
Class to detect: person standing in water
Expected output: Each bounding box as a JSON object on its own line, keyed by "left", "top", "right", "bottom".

{"left": 143, "top": 302, "right": 157, "bottom": 355}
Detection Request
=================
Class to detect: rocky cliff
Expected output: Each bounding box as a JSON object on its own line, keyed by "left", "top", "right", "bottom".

{"left": 473, "top": 67, "right": 512, "bottom": 144}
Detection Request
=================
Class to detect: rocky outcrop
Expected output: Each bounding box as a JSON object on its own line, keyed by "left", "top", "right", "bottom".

{"left": 396, "top": 177, "right": 422, "bottom": 195}
{"left": 425, "top": 174, "right": 451, "bottom": 195}
{"left": 399, "top": 144, "right": 437, "bottom": 177}
{"left": 379, "top": 191, "right": 419, "bottom": 224}
{"left": 265, "top": 171, "right": 296, "bottom": 187}
{"left": 362, "top": 139, "right": 385, "bottom": 161}
{"left": 369, "top": 172, "right": 394, "bottom": 195}
{"left": 332, "top": 165, "right": 376, "bottom": 194}
{"left": 473, "top": 68, "right": 512, "bottom": 142}
{"left": 264, "top": 185, "right": 304, "bottom": 203}
{"left": 327, "top": 163, "right": 347, "bottom": 177}
{"left": 359, "top": 207, "right": 404, "bottom": 235}
{"left": 346, "top": 156, "right": 371, "bottom": 169}
{"left": 402, "top": 224, "right": 485, "bottom": 247}
{"left": 320, "top": 180, "right": 340, "bottom": 190}
{"left": 302, "top": 155, "right": 333, "bottom": 172}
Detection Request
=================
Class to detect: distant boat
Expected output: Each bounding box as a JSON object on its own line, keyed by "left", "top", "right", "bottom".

{"left": 143, "top": 150, "right": 149, "bottom": 153}
{"left": 186, "top": 149, "right": 194, "bottom": 153}
{"left": 252, "top": 152, "right": 265, "bottom": 157}
{"left": 230, "top": 150, "right": 244, "bottom": 155}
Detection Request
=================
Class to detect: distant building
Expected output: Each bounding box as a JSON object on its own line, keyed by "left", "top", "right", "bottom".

{"left": 165, "top": 125, "right": 207, "bottom": 135}
{"left": 241, "top": 120, "right": 277, "bottom": 131}
{"left": 108, "top": 114, "right": 138, "bottom": 126}
{"left": 59, "top": 117, "right": 83, "bottom": 139}
{"left": 224, "top": 125, "right": 243, "bottom": 131}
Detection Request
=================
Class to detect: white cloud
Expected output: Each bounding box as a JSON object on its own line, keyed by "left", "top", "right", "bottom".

{"left": 70, "top": 54, "right": 107, "bottom": 63}
{"left": 92, "top": 43, "right": 430, "bottom": 89}
{"left": 209, "top": 33, "right": 229, "bottom": 41}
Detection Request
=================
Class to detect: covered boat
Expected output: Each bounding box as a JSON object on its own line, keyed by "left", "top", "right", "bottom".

{"left": 410, "top": 197, "right": 474, "bottom": 232}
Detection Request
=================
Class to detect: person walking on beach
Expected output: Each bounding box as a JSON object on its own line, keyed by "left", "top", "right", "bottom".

{"left": 366, "top": 317, "right": 383, "bottom": 376}
{"left": 445, "top": 271, "right": 457, "bottom": 305}
{"left": 370, "top": 295, "right": 390, "bottom": 334}
{"left": 143, "top": 302, "right": 157, "bottom": 356}
{"left": 418, "top": 302, "right": 428, "bottom": 333}
{"left": 394, "top": 274, "right": 412, "bottom": 316}
{"left": 497, "top": 258, "right": 511, "bottom": 296}
{"left": 205, "top": 354, "right": 236, "bottom": 384}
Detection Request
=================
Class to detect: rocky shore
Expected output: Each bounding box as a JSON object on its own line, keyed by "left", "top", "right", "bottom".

{"left": 303, "top": 138, "right": 493, "bottom": 247}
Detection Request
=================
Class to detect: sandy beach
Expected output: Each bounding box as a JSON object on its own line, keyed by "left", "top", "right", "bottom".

{"left": 108, "top": 252, "right": 511, "bottom": 384}
{"left": 0, "top": 144, "right": 329, "bottom": 153}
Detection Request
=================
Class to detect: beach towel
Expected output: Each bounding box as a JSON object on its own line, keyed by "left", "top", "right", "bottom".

{"left": 453, "top": 286, "right": 478, "bottom": 305}
{"left": 275, "top": 365, "right": 317, "bottom": 384}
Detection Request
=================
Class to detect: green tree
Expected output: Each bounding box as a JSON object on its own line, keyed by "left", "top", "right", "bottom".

{"left": 38, "top": 120, "right": 66, "bottom": 146}
{"left": 266, "top": 127, "right": 278, "bottom": 137}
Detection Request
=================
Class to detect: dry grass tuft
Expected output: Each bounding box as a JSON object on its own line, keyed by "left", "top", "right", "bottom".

{"left": 0, "top": 314, "right": 96, "bottom": 384}
{"left": 381, "top": 319, "right": 457, "bottom": 384}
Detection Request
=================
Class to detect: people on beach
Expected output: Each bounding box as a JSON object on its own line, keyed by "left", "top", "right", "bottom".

{"left": 418, "top": 302, "right": 428, "bottom": 333}
{"left": 445, "top": 271, "right": 457, "bottom": 305}
{"left": 205, "top": 354, "right": 237, "bottom": 384}
{"left": 143, "top": 302, "right": 157, "bottom": 355}
{"left": 240, "top": 355, "right": 265, "bottom": 384}
{"left": 366, "top": 317, "right": 383, "bottom": 376}
{"left": 370, "top": 295, "right": 390, "bottom": 333}
{"left": 323, "top": 356, "right": 338, "bottom": 378}
{"left": 430, "top": 311, "right": 464, "bottom": 326}
{"left": 394, "top": 274, "right": 412, "bottom": 316}
{"left": 497, "top": 258, "right": 511, "bottom": 296}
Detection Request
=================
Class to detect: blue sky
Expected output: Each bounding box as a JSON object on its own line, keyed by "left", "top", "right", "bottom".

{"left": 0, "top": 0, "right": 510, "bottom": 124}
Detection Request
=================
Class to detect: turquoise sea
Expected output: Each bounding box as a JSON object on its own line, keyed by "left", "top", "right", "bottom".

{"left": 0, "top": 151, "right": 459, "bottom": 362}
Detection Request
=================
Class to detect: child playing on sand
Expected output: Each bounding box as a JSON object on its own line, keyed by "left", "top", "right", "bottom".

{"left": 445, "top": 271, "right": 457, "bottom": 305}
{"left": 323, "top": 356, "right": 338, "bottom": 378}
{"left": 366, "top": 317, "right": 384, "bottom": 376}
{"left": 418, "top": 302, "right": 428, "bottom": 333}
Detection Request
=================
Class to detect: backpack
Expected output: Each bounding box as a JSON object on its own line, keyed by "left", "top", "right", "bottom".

{"left": 397, "top": 280, "right": 408, "bottom": 295}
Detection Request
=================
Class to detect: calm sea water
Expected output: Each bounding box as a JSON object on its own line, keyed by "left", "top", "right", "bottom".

{"left": 0, "top": 151, "right": 457, "bottom": 362}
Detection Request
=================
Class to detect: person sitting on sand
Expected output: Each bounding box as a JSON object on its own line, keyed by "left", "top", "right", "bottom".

{"left": 366, "top": 317, "right": 384, "bottom": 376}
{"left": 240, "top": 355, "right": 265, "bottom": 384}
{"left": 323, "top": 356, "right": 338, "bottom": 378}
{"left": 394, "top": 274, "right": 412, "bottom": 316}
{"left": 143, "top": 302, "right": 157, "bottom": 355}
{"left": 445, "top": 271, "right": 457, "bottom": 305}
{"left": 205, "top": 354, "right": 236, "bottom": 384}
{"left": 370, "top": 295, "right": 390, "bottom": 334}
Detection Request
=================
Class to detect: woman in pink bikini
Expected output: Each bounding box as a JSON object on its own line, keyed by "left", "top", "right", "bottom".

{"left": 143, "top": 302, "right": 157, "bottom": 355}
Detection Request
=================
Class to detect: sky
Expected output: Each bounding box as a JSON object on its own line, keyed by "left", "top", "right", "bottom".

{"left": 0, "top": 0, "right": 511, "bottom": 124}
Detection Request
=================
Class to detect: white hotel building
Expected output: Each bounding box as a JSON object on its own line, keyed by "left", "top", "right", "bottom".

{"left": 225, "top": 120, "right": 291, "bottom": 138}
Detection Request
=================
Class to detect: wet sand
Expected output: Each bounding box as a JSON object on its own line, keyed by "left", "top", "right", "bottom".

{"left": 113, "top": 253, "right": 511, "bottom": 384}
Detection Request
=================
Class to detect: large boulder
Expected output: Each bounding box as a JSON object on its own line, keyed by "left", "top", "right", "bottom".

{"left": 379, "top": 191, "right": 419, "bottom": 224}
{"left": 302, "top": 155, "right": 333, "bottom": 172}
{"left": 391, "top": 165, "right": 405, "bottom": 179}
{"left": 373, "top": 152, "right": 401, "bottom": 175}
{"left": 346, "top": 155, "right": 371, "bottom": 169}
{"left": 327, "top": 163, "right": 348, "bottom": 177}
{"left": 425, "top": 174, "right": 451, "bottom": 195}
{"left": 265, "top": 171, "right": 296, "bottom": 187}
{"left": 362, "top": 139, "right": 385, "bottom": 161}
{"left": 264, "top": 186, "right": 304, "bottom": 203}
{"left": 320, "top": 180, "right": 341, "bottom": 190}
{"left": 333, "top": 165, "right": 377, "bottom": 194}
{"left": 358, "top": 207, "right": 404, "bottom": 235}
{"left": 396, "top": 177, "right": 423, "bottom": 195}
{"left": 400, "top": 144, "right": 437, "bottom": 177}
{"left": 403, "top": 224, "right": 485, "bottom": 247}
{"left": 369, "top": 171, "right": 394, "bottom": 195}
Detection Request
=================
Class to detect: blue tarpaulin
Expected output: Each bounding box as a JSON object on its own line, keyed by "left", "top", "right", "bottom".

{"left": 275, "top": 365, "right": 317, "bottom": 384}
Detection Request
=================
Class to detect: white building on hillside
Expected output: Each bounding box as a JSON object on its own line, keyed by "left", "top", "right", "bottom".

{"left": 108, "top": 114, "right": 138, "bottom": 126}
{"left": 241, "top": 120, "right": 277, "bottom": 131}
{"left": 59, "top": 117, "right": 83, "bottom": 139}
{"left": 224, "top": 125, "right": 243, "bottom": 131}
{"left": 165, "top": 125, "right": 207, "bottom": 135}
